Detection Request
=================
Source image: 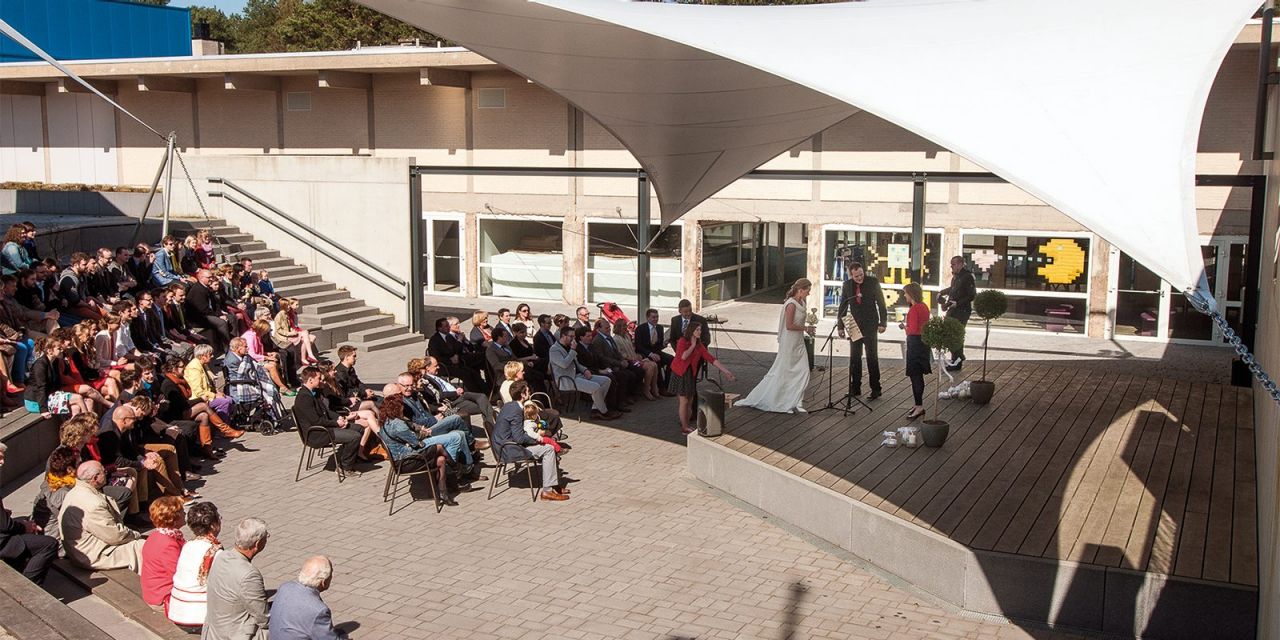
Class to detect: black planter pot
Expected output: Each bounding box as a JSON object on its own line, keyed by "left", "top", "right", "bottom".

{"left": 921, "top": 420, "right": 950, "bottom": 447}
{"left": 970, "top": 380, "right": 995, "bottom": 405}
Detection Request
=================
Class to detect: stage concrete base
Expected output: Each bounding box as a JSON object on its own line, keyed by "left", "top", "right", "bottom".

{"left": 687, "top": 434, "right": 1257, "bottom": 639}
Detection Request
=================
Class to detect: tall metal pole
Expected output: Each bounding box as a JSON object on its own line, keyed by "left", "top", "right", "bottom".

{"left": 1254, "top": 3, "right": 1275, "bottom": 161}
{"left": 130, "top": 142, "right": 171, "bottom": 245}
{"left": 408, "top": 169, "right": 425, "bottom": 335}
{"left": 161, "top": 132, "right": 176, "bottom": 239}
{"left": 636, "top": 171, "right": 652, "bottom": 318}
{"left": 910, "top": 178, "right": 926, "bottom": 283}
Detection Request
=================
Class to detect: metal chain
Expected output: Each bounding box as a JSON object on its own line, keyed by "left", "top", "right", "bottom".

{"left": 1211, "top": 311, "right": 1280, "bottom": 403}
{"left": 172, "top": 148, "right": 213, "bottom": 226}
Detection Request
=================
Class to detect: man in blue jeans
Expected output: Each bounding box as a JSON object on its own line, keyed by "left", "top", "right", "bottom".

{"left": 493, "top": 381, "right": 569, "bottom": 502}
{"left": 385, "top": 379, "right": 474, "bottom": 465}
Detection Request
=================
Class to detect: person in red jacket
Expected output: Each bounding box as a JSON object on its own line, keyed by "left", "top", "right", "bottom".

{"left": 140, "top": 496, "right": 186, "bottom": 612}
{"left": 669, "top": 322, "right": 735, "bottom": 434}
{"left": 898, "top": 283, "right": 932, "bottom": 419}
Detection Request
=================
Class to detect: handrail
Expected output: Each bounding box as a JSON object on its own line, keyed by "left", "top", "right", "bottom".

{"left": 209, "top": 177, "right": 407, "bottom": 287}
{"left": 208, "top": 189, "right": 407, "bottom": 301}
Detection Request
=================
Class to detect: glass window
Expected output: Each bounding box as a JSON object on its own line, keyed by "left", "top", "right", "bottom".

{"left": 586, "top": 222, "right": 682, "bottom": 308}
{"left": 700, "top": 222, "right": 760, "bottom": 302}
{"left": 478, "top": 219, "right": 563, "bottom": 301}
{"left": 429, "top": 219, "right": 462, "bottom": 293}
{"left": 962, "top": 234, "right": 1090, "bottom": 293}
{"left": 1226, "top": 243, "right": 1247, "bottom": 302}
{"left": 987, "top": 294, "right": 1088, "bottom": 334}
{"left": 702, "top": 224, "right": 740, "bottom": 271}
{"left": 824, "top": 229, "right": 942, "bottom": 287}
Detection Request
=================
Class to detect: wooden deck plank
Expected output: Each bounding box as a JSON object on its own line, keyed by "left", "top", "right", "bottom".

{"left": 1014, "top": 373, "right": 1138, "bottom": 558}
{"left": 1144, "top": 381, "right": 1206, "bottom": 576}
{"left": 1202, "top": 383, "right": 1237, "bottom": 582}
{"left": 949, "top": 365, "right": 1096, "bottom": 547}
{"left": 986, "top": 370, "right": 1116, "bottom": 554}
{"left": 1079, "top": 377, "right": 1175, "bottom": 566}
{"left": 881, "top": 362, "right": 1051, "bottom": 520}
{"left": 907, "top": 364, "right": 1066, "bottom": 534}
{"left": 864, "top": 362, "right": 1024, "bottom": 512}
{"left": 1047, "top": 376, "right": 1157, "bottom": 562}
{"left": 721, "top": 367, "right": 844, "bottom": 457}
{"left": 1173, "top": 381, "right": 1223, "bottom": 579}
{"left": 1231, "top": 387, "right": 1257, "bottom": 587}
{"left": 1121, "top": 378, "right": 1193, "bottom": 571}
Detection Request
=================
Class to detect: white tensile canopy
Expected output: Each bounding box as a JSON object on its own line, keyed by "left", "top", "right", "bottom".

{"left": 359, "top": 0, "right": 1260, "bottom": 304}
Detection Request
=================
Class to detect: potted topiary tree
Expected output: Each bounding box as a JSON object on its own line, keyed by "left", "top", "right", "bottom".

{"left": 970, "top": 290, "right": 1008, "bottom": 405}
{"left": 919, "top": 316, "right": 966, "bottom": 447}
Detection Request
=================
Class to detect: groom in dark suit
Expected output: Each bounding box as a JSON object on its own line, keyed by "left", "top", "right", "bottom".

{"left": 668, "top": 299, "right": 712, "bottom": 351}
{"left": 635, "top": 308, "right": 674, "bottom": 390}
{"left": 836, "top": 262, "right": 888, "bottom": 400}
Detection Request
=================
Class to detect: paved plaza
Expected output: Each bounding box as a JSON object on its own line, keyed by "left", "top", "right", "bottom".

{"left": 4, "top": 303, "right": 1234, "bottom": 639}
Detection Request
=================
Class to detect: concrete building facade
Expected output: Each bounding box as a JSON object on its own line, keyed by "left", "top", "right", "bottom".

{"left": 0, "top": 33, "right": 1268, "bottom": 348}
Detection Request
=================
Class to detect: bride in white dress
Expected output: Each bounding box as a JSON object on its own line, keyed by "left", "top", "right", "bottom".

{"left": 735, "top": 278, "right": 814, "bottom": 413}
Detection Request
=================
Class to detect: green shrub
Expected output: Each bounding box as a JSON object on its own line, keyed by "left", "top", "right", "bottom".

{"left": 921, "top": 316, "right": 965, "bottom": 352}
{"left": 974, "top": 290, "right": 1008, "bottom": 321}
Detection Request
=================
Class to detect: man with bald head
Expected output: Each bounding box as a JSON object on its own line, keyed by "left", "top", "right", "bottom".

{"left": 184, "top": 268, "right": 231, "bottom": 352}
{"left": 58, "top": 460, "right": 145, "bottom": 571}
{"left": 269, "top": 555, "right": 348, "bottom": 640}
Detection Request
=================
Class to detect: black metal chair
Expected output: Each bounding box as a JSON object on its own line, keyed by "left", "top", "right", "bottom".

{"left": 486, "top": 439, "right": 541, "bottom": 503}
{"left": 294, "top": 425, "right": 346, "bottom": 483}
{"left": 377, "top": 430, "right": 444, "bottom": 515}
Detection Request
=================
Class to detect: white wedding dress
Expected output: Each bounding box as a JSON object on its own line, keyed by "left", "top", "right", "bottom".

{"left": 734, "top": 298, "right": 811, "bottom": 413}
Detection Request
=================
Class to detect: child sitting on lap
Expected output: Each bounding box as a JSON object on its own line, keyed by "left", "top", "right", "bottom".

{"left": 522, "top": 403, "right": 561, "bottom": 453}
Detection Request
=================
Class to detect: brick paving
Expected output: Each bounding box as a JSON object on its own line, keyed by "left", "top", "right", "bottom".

{"left": 177, "top": 340, "right": 1092, "bottom": 640}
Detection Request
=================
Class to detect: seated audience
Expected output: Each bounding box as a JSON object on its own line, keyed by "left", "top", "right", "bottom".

{"left": 292, "top": 366, "right": 363, "bottom": 476}
{"left": 589, "top": 319, "right": 642, "bottom": 403}
{"left": 25, "top": 337, "right": 90, "bottom": 417}
{"left": 523, "top": 402, "right": 562, "bottom": 454}
{"left": 269, "top": 556, "right": 350, "bottom": 640}
{"left": 168, "top": 501, "right": 221, "bottom": 629}
{"left": 32, "top": 445, "right": 133, "bottom": 544}
{"left": 494, "top": 381, "right": 570, "bottom": 502}
{"left": 272, "top": 298, "right": 318, "bottom": 366}
{"left": 151, "top": 236, "right": 185, "bottom": 287}
{"left": 634, "top": 308, "right": 674, "bottom": 393}
{"left": 613, "top": 318, "right": 661, "bottom": 400}
{"left": 0, "top": 442, "right": 58, "bottom": 586}
{"left": 164, "top": 283, "right": 209, "bottom": 345}
{"left": 507, "top": 322, "right": 546, "bottom": 391}
{"left": 204, "top": 517, "right": 270, "bottom": 640}
{"left": 161, "top": 357, "right": 240, "bottom": 449}
{"left": 572, "top": 306, "right": 591, "bottom": 330}
{"left": 485, "top": 326, "right": 537, "bottom": 388}
{"left": 575, "top": 327, "right": 629, "bottom": 414}
{"left": 550, "top": 326, "right": 617, "bottom": 420}
{"left": 184, "top": 344, "right": 235, "bottom": 425}
{"left": 0, "top": 224, "right": 33, "bottom": 275}
{"left": 195, "top": 229, "right": 217, "bottom": 271}
{"left": 184, "top": 270, "right": 231, "bottom": 353}
{"left": 225, "top": 337, "right": 283, "bottom": 418}
{"left": 416, "top": 356, "right": 494, "bottom": 430}
{"left": 58, "top": 252, "right": 105, "bottom": 322}
{"left": 468, "top": 310, "right": 491, "bottom": 348}
{"left": 499, "top": 361, "right": 562, "bottom": 436}
{"left": 59, "top": 460, "right": 145, "bottom": 571}
{"left": 334, "top": 345, "right": 376, "bottom": 409}
{"left": 514, "top": 303, "right": 532, "bottom": 325}
{"left": 493, "top": 307, "right": 513, "bottom": 337}
{"left": 242, "top": 320, "right": 295, "bottom": 394}
{"left": 60, "top": 415, "right": 139, "bottom": 514}
{"left": 98, "top": 403, "right": 188, "bottom": 502}
{"left": 3, "top": 273, "right": 58, "bottom": 337}
{"left": 141, "top": 496, "right": 187, "bottom": 612}
{"left": 393, "top": 373, "right": 475, "bottom": 457}
{"left": 532, "top": 314, "right": 557, "bottom": 377}
{"left": 377, "top": 393, "right": 465, "bottom": 505}
{"left": 426, "top": 317, "right": 484, "bottom": 392}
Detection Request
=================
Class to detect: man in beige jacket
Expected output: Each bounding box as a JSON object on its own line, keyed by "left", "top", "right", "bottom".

{"left": 59, "top": 460, "right": 145, "bottom": 572}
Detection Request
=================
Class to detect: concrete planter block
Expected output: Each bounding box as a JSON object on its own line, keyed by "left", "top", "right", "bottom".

{"left": 964, "top": 551, "right": 1105, "bottom": 631}
{"left": 0, "top": 190, "right": 15, "bottom": 213}
{"left": 1103, "top": 568, "right": 1257, "bottom": 640}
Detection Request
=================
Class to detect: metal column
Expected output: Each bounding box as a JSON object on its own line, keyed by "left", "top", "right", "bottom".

{"left": 910, "top": 178, "right": 926, "bottom": 281}
{"left": 160, "top": 132, "right": 176, "bottom": 238}
{"left": 408, "top": 170, "right": 425, "bottom": 335}
{"left": 1255, "top": 4, "right": 1275, "bottom": 161}
{"left": 636, "top": 171, "right": 652, "bottom": 319}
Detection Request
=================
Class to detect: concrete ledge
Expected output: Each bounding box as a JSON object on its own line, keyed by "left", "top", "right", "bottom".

{"left": 0, "top": 562, "right": 113, "bottom": 639}
{"left": 0, "top": 410, "right": 60, "bottom": 484}
{"left": 53, "top": 560, "right": 193, "bottom": 640}
{"left": 687, "top": 434, "right": 1258, "bottom": 639}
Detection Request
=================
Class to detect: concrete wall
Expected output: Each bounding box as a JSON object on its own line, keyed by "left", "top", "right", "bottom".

{"left": 1254, "top": 91, "right": 1280, "bottom": 640}
{"left": 166, "top": 154, "right": 413, "bottom": 324}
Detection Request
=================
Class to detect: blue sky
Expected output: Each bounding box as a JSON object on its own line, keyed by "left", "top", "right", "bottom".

{"left": 169, "top": 0, "right": 249, "bottom": 15}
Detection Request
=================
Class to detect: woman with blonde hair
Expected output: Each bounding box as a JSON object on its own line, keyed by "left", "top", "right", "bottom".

{"left": 613, "top": 318, "right": 661, "bottom": 400}
{"left": 272, "top": 298, "right": 317, "bottom": 365}
{"left": 468, "top": 310, "right": 491, "bottom": 347}
{"left": 735, "top": 277, "right": 814, "bottom": 414}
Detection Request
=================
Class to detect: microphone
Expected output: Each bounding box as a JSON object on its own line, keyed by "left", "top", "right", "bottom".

{"left": 704, "top": 314, "right": 727, "bottom": 325}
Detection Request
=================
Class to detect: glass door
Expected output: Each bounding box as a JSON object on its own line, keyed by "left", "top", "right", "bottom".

{"left": 423, "top": 214, "right": 464, "bottom": 295}
{"left": 1110, "top": 249, "right": 1167, "bottom": 338}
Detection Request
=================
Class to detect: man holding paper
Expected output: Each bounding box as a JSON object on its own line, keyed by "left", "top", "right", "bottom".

{"left": 837, "top": 262, "right": 888, "bottom": 400}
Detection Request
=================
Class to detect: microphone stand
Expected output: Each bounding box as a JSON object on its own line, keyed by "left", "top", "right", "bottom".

{"left": 811, "top": 323, "right": 873, "bottom": 416}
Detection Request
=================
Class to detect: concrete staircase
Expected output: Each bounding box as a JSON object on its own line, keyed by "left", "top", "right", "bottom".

{"left": 176, "top": 219, "right": 424, "bottom": 353}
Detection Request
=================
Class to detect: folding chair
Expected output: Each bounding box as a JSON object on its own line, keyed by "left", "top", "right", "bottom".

{"left": 378, "top": 431, "right": 443, "bottom": 515}
{"left": 486, "top": 441, "right": 541, "bottom": 503}
{"left": 294, "top": 425, "right": 346, "bottom": 482}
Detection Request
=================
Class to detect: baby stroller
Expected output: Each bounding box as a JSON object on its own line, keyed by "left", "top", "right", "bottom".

{"left": 222, "top": 364, "right": 289, "bottom": 435}
{"left": 596, "top": 301, "right": 636, "bottom": 336}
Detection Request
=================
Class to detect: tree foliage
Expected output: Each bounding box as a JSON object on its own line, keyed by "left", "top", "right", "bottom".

{"left": 188, "top": 0, "right": 442, "bottom": 54}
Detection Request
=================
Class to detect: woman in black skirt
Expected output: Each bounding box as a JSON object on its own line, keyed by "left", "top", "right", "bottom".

{"left": 899, "top": 283, "right": 932, "bottom": 419}
{"left": 669, "top": 322, "right": 735, "bottom": 434}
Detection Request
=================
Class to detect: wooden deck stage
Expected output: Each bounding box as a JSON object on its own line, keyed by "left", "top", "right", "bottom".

{"left": 716, "top": 359, "right": 1257, "bottom": 588}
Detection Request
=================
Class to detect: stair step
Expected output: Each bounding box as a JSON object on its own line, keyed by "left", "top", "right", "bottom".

{"left": 302, "top": 298, "right": 363, "bottom": 315}
{"left": 251, "top": 257, "right": 296, "bottom": 271}
{"left": 298, "top": 305, "right": 380, "bottom": 326}
{"left": 271, "top": 273, "right": 323, "bottom": 288}
{"left": 315, "top": 315, "right": 395, "bottom": 350}
{"left": 257, "top": 264, "right": 307, "bottom": 279}
{"left": 217, "top": 233, "right": 254, "bottom": 244}
{"left": 291, "top": 289, "right": 352, "bottom": 306}
{"left": 239, "top": 249, "right": 280, "bottom": 261}
{"left": 343, "top": 331, "right": 425, "bottom": 353}
{"left": 238, "top": 241, "right": 268, "bottom": 252}
{"left": 345, "top": 323, "right": 410, "bottom": 343}
{"left": 274, "top": 281, "right": 336, "bottom": 297}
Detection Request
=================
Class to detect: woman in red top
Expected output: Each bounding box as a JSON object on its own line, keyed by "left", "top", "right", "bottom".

{"left": 898, "top": 283, "right": 931, "bottom": 419}
{"left": 669, "top": 322, "right": 736, "bottom": 434}
{"left": 140, "top": 496, "right": 186, "bottom": 612}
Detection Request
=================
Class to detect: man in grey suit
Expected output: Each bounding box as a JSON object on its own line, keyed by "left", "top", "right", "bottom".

{"left": 203, "top": 518, "right": 270, "bottom": 640}
{"left": 268, "top": 556, "right": 348, "bottom": 640}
